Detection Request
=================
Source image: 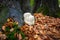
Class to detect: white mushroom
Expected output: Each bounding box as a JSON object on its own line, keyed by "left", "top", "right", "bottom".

{"left": 24, "top": 12, "right": 35, "bottom": 25}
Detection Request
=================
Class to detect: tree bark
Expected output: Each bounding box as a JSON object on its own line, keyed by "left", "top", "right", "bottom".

{"left": 33, "top": 0, "right": 41, "bottom": 13}
{"left": 20, "top": 0, "right": 31, "bottom": 13}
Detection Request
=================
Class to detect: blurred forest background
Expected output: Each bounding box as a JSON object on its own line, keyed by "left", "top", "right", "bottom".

{"left": 0, "top": 0, "right": 60, "bottom": 27}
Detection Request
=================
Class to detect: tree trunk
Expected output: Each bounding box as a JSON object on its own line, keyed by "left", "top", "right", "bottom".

{"left": 33, "top": 0, "right": 41, "bottom": 13}
{"left": 20, "top": 0, "right": 31, "bottom": 13}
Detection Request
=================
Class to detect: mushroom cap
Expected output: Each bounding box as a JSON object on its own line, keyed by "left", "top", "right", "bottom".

{"left": 24, "top": 12, "right": 31, "bottom": 18}
{"left": 24, "top": 14, "right": 35, "bottom": 25}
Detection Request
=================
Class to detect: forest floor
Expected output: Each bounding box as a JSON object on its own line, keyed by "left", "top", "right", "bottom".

{"left": 0, "top": 13, "right": 60, "bottom": 40}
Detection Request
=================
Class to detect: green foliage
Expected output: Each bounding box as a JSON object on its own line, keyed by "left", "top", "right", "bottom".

{"left": 36, "top": 6, "right": 43, "bottom": 13}
{"left": 36, "top": 4, "right": 60, "bottom": 18}
{"left": 5, "top": 23, "right": 17, "bottom": 40}
{"left": 58, "top": 0, "right": 60, "bottom": 4}
{"left": 56, "top": 9, "right": 60, "bottom": 17}
{"left": 20, "top": 31, "right": 26, "bottom": 39}
{"left": 5, "top": 22, "right": 26, "bottom": 40}
{"left": 30, "top": 0, "right": 35, "bottom": 13}
{"left": 0, "top": 8, "right": 8, "bottom": 27}
{"left": 36, "top": 4, "right": 49, "bottom": 15}
{"left": 13, "top": 23, "right": 26, "bottom": 39}
{"left": 42, "top": 5, "right": 49, "bottom": 15}
{"left": 7, "top": 32, "right": 17, "bottom": 40}
{"left": 0, "top": 2, "right": 6, "bottom": 11}
{"left": 30, "top": 0, "right": 35, "bottom": 7}
{"left": 5, "top": 27, "right": 10, "bottom": 32}
{"left": 13, "top": 22, "right": 18, "bottom": 28}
